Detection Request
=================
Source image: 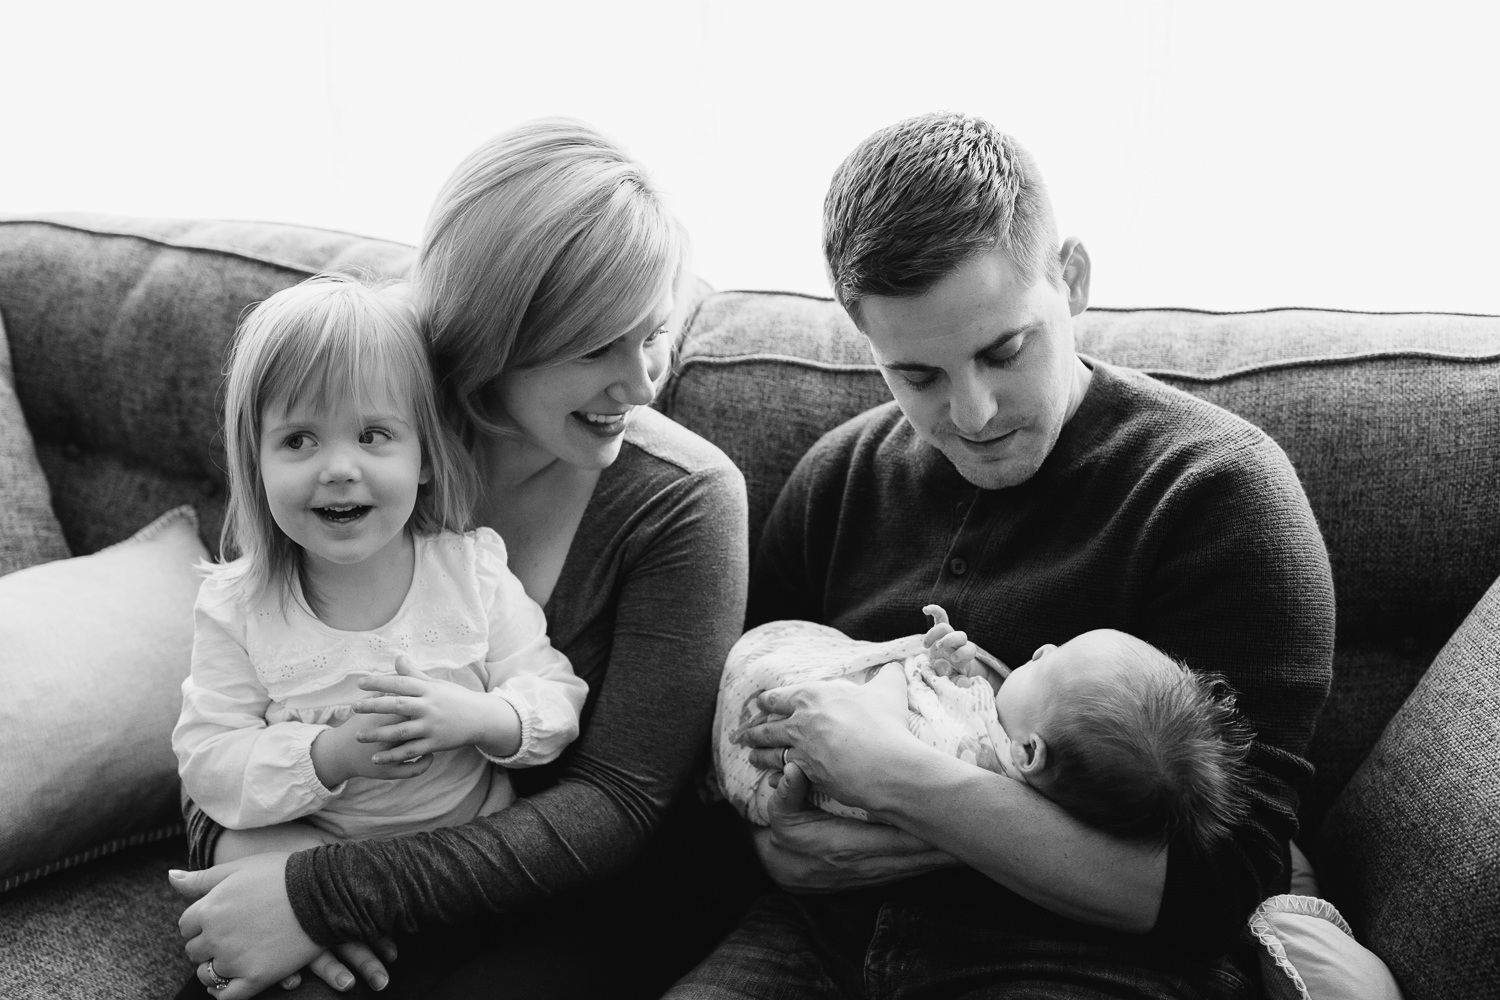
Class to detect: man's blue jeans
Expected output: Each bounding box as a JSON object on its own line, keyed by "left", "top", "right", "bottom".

{"left": 667, "top": 891, "right": 1256, "bottom": 999}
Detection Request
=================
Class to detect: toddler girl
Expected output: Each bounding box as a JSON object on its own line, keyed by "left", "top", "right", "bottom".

{"left": 173, "top": 274, "right": 587, "bottom": 852}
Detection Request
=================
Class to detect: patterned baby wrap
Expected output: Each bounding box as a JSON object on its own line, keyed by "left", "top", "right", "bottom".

{"left": 714, "top": 610, "right": 1012, "bottom": 824}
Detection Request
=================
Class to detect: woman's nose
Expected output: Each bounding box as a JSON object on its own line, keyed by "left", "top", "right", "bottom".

{"left": 608, "top": 343, "right": 664, "bottom": 406}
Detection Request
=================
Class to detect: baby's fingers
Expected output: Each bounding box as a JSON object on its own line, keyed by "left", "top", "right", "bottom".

{"left": 922, "top": 622, "right": 956, "bottom": 648}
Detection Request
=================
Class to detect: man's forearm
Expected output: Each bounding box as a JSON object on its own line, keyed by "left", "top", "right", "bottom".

{"left": 866, "top": 747, "right": 1167, "bottom": 933}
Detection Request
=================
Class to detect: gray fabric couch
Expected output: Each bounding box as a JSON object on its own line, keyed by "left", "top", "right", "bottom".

{"left": 1, "top": 214, "right": 1496, "bottom": 1000}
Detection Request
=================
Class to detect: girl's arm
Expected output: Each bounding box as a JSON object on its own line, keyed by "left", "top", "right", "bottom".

{"left": 288, "top": 460, "right": 749, "bottom": 945}
{"left": 173, "top": 587, "right": 340, "bottom": 830}
{"left": 348, "top": 531, "right": 588, "bottom": 764}
{"left": 474, "top": 529, "right": 588, "bottom": 766}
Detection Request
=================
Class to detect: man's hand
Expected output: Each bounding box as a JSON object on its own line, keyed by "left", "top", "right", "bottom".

{"left": 742, "top": 663, "right": 911, "bottom": 811}
{"left": 754, "top": 762, "right": 955, "bottom": 892}
{"left": 354, "top": 656, "right": 522, "bottom": 761}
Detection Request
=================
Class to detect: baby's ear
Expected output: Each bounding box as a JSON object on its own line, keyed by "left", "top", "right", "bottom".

{"left": 1012, "top": 734, "right": 1049, "bottom": 776}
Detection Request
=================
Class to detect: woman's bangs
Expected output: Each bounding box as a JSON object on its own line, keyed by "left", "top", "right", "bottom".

{"left": 535, "top": 198, "right": 680, "bottom": 367}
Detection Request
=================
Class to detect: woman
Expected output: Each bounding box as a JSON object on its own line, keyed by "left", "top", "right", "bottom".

{"left": 172, "top": 119, "right": 758, "bottom": 999}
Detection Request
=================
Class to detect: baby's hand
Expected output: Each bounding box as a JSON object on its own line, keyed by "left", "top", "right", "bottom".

{"left": 920, "top": 604, "right": 978, "bottom": 677}
{"left": 354, "top": 656, "right": 521, "bottom": 762}
{"left": 925, "top": 623, "right": 981, "bottom": 677}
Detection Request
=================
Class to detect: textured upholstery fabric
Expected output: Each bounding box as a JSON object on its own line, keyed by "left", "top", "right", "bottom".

{"left": 0, "top": 310, "right": 69, "bottom": 574}
{"left": 666, "top": 290, "right": 1500, "bottom": 834}
{"left": 0, "top": 214, "right": 415, "bottom": 558}
{"left": 0, "top": 506, "right": 207, "bottom": 892}
{"left": 3, "top": 215, "right": 1498, "bottom": 998}
{"left": 0, "top": 839, "right": 191, "bottom": 999}
{"left": 1318, "top": 574, "right": 1500, "bottom": 1000}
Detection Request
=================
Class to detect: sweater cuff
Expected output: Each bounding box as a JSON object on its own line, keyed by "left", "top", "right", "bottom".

{"left": 285, "top": 846, "right": 340, "bottom": 948}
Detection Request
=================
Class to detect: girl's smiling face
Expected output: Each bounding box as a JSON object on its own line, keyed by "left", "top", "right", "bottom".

{"left": 492, "top": 294, "right": 674, "bottom": 473}
{"left": 258, "top": 384, "right": 428, "bottom": 580}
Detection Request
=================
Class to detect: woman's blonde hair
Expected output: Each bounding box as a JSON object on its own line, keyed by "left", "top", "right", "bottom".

{"left": 216, "top": 273, "right": 477, "bottom": 604}
{"left": 417, "top": 117, "right": 686, "bottom": 440}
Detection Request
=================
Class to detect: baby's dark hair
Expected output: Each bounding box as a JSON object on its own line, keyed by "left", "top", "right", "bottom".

{"left": 1031, "top": 632, "right": 1253, "bottom": 855}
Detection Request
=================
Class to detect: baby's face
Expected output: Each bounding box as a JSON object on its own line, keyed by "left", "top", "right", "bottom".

{"left": 995, "top": 631, "right": 1125, "bottom": 741}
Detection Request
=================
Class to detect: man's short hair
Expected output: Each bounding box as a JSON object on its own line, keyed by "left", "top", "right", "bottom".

{"left": 823, "top": 112, "right": 1062, "bottom": 324}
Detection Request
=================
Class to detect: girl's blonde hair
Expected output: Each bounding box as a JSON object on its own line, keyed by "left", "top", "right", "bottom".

{"left": 216, "top": 273, "right": 477, "bottom": 603}
{"left": 417, "top": 117, "right": 687, "bottom": 441}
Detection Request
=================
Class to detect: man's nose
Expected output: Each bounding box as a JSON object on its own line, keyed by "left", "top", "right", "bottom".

{"left": 948, "top": 370, "right": 999, "bottom": 436}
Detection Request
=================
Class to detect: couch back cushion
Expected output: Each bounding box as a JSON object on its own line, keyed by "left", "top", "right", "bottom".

{"left": 0, "top": 214, "right": 416, "bottom": 557}
{"left": 665, "top": 290, "right": 1500, "bottom": 833}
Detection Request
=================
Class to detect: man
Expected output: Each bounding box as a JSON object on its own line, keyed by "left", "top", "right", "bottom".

{"left": 669, "top": 113, "right": 1334, "bottom": 998}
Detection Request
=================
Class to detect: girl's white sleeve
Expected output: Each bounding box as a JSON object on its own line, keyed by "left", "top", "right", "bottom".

{"left": 171, "top": 582, "right": 339, "bottom": 829}
{"left": 471, "top": 531, "right": 587, "bottom": 767}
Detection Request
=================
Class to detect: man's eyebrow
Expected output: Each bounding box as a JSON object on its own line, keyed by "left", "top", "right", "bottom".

{"left": 879, "top": 324, "right": 1040, "bottom": 371}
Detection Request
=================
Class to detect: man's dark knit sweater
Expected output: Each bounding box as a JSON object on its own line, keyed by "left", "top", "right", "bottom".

{"left": 748, "top": 358, "right": 1335, "bottom": 952}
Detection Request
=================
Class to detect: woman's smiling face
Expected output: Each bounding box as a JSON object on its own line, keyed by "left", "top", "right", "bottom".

{"left": 493, "top": 294, "right": 675, "bottom": 472}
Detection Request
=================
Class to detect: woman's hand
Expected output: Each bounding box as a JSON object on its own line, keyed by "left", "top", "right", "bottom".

{"left": 172, "top": 855, "right": 398, "bottom": 996}
{"left": 172, "top": 854, "right": 320, "bottom": 998}
{"left": 752, "top": 761, "right": 955, "bottom": 892}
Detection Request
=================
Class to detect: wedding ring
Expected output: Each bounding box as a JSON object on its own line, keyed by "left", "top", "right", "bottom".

{"left": 781, "top": 747, "right": 790, "bottom": 769}
{"left": 206, "top": 959, "right": 232, "bottom": 990}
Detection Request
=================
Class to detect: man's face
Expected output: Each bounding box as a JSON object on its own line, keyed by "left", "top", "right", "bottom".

{"left": 858, "top": 244, "right": 1091, "bottom": 490}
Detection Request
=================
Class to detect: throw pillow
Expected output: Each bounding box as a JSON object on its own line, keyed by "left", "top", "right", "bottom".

{"left": 0, "top": 309, "right": 70, "bottom": 575}
{"left": 0, "top": 505, "right": 207, "bottom": 892}
{"left": 1249, "top": 894, "right": 1404, "bottom": 1000}
{"left": 1318, "top": 571, "right": 1500, "bottom": 1000}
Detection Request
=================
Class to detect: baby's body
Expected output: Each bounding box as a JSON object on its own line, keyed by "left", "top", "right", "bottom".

{"left": 716, "top": 607, "right": 1252, "bottom": 854}
{"left": 715, "top": 607, "right": 1013, "bottom": 824}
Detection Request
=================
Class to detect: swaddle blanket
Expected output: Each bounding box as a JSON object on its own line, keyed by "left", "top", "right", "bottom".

{"left": 714, "top": 610, "right": 1011, "bottom": 824}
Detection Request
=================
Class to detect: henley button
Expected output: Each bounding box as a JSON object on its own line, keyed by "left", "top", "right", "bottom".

{"left": 949, "top": 557, "right": 968, "bottom": 576}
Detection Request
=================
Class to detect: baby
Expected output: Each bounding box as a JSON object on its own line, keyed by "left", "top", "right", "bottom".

{"left": 715, "top": 607, "right": 1251, "bottom": 853}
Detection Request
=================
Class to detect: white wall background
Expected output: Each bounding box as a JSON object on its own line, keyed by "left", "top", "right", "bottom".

{"left": 5, "top": 1, "right": 1499, "bottom": 312}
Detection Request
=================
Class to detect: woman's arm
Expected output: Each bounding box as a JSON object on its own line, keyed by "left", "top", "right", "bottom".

{"left": 288, "top": 460, "right": 749, "bottom": 946}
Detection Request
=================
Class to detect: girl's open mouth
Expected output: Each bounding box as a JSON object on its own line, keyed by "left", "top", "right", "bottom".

{"left": 315, "top": 505, "right": 370, "bottom": 524}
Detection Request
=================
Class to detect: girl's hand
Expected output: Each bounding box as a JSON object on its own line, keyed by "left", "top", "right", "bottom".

{"left": 355, "top": 656, "right": 522, "bottom": 762}
{"left": 311, "top": 710, "right": 433, "bottom": 787}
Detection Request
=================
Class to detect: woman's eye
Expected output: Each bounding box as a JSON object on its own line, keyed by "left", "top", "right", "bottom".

{"left": 900, "top": 371, "right": 939, "bottom": 391}
{"left": 644, "top": 324, "right": 669, "bottom": 345}
{"left": 579, "top": 340, "right": 614, "bottom": 361}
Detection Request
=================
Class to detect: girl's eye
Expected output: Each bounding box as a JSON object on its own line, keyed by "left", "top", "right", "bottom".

{"left": 644, "top": 324, "right": 669, "bottom": 346}
{"left": 359, "top": 428, "right": 392, "bottom": 445}
{"left": 579, "top": 341, "right": 613, "bottom": 361}
{"left": 900, "top": 371, "right": 939, "bottom": 391}
{"left": 283, "top": 432, "right": 312, "bottom": 450}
